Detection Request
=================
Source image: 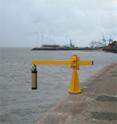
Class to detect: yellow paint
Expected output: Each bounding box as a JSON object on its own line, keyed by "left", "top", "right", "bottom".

{"left": 69, "top": 68, "right": 81, "bottom": 94}
{"left": 32, "top": 60, "right": 71, "bottom": 65}
{"left": 69, "top": 55, "right": 81, "bottom": 93}
{"left": 32, "top": 54, "right": 94, "bottom": 94}
{"left": 79, "top": 60, "right": 94, "bottom": 65}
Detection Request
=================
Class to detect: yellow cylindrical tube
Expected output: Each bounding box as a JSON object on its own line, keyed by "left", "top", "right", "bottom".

{"left": 32, "top": 65, "right": 37, "bottom": 90}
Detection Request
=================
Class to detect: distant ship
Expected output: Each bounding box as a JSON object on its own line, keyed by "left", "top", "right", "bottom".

{"left": 32, "top": 41, "right": 96, "bottom": 51}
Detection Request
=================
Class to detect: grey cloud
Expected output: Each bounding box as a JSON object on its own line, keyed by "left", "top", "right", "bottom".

{"left": 0, "top": 0, "right": 117, "bottom": 47}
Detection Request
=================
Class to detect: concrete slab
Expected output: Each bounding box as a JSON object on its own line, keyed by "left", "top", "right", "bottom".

{"left": 36, "top": 63, "right": 117, "bottom": 124}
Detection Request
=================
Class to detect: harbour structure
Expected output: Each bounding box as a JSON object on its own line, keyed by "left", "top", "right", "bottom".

{"left": 90, "top": 36, "right": 108, "bottom": 48}
{"left": 103, "top": 41, "right": 117, "bottom": 53}
{"left": 32, "top": 35, "right": 114, "bottom": 50}
{"left": 32, "top": 40, "right": 96, "bottom": 50}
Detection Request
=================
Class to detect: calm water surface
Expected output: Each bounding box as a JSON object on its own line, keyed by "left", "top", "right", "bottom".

{"left": 0, "top": 48, "right": 117, "bottom": 124}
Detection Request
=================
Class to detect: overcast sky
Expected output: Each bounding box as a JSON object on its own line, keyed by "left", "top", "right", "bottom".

{"left": 0, "top": 0, "right": 117, "bottom": 47}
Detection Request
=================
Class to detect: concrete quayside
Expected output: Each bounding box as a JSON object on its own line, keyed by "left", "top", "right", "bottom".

{"left": 36, "top": 63, "right": 117, "bottom": 124}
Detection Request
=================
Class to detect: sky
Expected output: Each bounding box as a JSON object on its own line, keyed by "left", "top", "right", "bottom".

{"left": 0, "top": 0, "right": 117, "bottom": 47}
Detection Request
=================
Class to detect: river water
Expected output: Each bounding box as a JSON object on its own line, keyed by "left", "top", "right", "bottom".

{"left": 0, "top": 48, "right": 117, "bottom": 124}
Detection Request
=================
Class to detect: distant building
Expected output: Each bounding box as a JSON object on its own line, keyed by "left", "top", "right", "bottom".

{"left": 103, "top": 41, "right": 117, "bottom": 53}
{"left": 90, "top": 41, "right": 105, "bottom": 48}
{"left": 108, "top": 41, "right": 117, "bottom": 47}
{"left": 90, "top": 35, "right": 112, "bottom": 48}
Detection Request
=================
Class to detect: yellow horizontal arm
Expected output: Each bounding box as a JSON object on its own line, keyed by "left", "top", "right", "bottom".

{"left": 79, "top": 60, "right": 94, "bottom": 65}
{"left": 32, "top": 60, "right": 71, "bottom": 65}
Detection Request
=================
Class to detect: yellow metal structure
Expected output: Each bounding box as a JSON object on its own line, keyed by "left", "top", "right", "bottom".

{"left": 69, "top": 55, "right": 81, "bottom": 93}
{"left": 32, "top": 54, "right": 94, "bottom": 94}
{"left": 32, "top": 60, "right": 71, "bottom": 65}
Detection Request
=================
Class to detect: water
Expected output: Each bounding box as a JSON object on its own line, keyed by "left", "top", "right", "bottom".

{"left": 0, "top": 48, "right": 117, "bottom": 124}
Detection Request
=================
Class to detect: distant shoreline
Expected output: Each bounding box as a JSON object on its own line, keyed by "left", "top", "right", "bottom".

{"left": 31, "top": 47, "right": 101, "bottom": 51}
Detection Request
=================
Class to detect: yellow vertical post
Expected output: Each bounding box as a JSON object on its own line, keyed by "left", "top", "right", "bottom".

{"left": 69, "top": 55, "right": 81, "bottom": 94}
